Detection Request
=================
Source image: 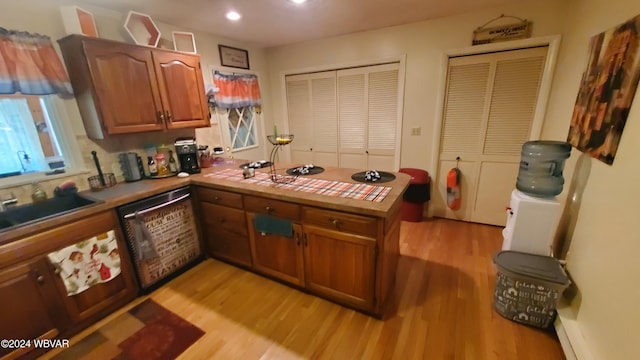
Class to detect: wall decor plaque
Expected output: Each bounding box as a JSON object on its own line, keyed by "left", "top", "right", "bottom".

{"left": 218, "top": 45, "right": 250, "bottom": 69}
{"left": 473, "top": 14, "right": 532, "bottom": 46}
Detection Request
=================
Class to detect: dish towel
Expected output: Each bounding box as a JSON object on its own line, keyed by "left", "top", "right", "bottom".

{"left": 47, "top": 230, "right": 122, "bottom": 296}
{"left": 133, "top": 212, "right": 159, "bottom": 261}
{"left": 254, "top": 213, "right": 293, "bottom": 238}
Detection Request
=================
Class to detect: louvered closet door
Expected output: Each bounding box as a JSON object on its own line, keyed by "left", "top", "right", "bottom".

{"left": 435, "top": 46, "right": 548, "bottom": 226}
{"left": 338, "top": 63, "right": 400, "bottom": 171}
{"left": 286, "top": 71, "right": 338, "bottom": 166}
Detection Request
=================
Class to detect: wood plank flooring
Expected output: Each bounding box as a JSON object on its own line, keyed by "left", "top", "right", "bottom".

{"left": 42, "top": 218, "right": 565, "bottom": 360}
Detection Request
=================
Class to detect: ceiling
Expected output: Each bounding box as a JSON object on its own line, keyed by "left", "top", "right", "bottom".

{"left": 75, "top": 0, "right": 524, "bottom": 48}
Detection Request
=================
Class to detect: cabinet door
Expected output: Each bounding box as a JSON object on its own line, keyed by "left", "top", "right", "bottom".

{"left": 249, "top": 215, "right": 304, "bottom": 286}
{"left": 200, "top": 202, "right": 252, "bottom": 267}
{"left": 303, "top": 225, "right": 377, "bottom": 311}
{"left": 153, "top": 51, "right": 210, "bottom": 129}
{"left": 44, "top": 212, "right": 138, "bottom": 326}
{"left": 84, "top": 41, "right": 165, "bottom": 134}
{"left": 0, "top": 258, "right": 69, "bottom": 359}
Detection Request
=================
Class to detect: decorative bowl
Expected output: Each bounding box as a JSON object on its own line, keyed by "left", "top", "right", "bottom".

{"left": 267, "top": 134, "right": 294, "bottom": 145}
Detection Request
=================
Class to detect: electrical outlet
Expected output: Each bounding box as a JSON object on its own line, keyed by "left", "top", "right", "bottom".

{"left": 411, "top": 127, "right": 421, "bottom": 136}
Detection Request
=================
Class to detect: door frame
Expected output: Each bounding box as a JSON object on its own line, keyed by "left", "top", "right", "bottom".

{"left": 427, "top": 35, "right": 562, "bottom": 218}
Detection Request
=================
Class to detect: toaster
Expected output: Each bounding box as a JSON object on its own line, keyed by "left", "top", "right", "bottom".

{"left": 119, "top": 152, "right": 144, "bottom": 182}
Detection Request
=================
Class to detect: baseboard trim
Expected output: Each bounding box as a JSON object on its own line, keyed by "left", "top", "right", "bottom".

{"left": 555, "top": 307, "right": 594, "bottom": 360}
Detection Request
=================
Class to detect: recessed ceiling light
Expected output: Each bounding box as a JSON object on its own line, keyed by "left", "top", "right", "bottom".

{"left": 290, "top": 0, "right": 307, "bottom": 4}
{"left": 226, "top": 11, "right": 241, "bottom": 21}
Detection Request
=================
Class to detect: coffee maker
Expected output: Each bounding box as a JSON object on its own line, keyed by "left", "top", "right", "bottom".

{"left": 174, "top": 137, "right": 200, "bottom": 173}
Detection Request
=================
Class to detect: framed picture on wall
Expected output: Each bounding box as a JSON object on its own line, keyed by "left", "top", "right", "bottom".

{"left": 218, "top": 45, "right": 250, "bottom": 69}
{"left": 567, "top": 14, "right": 640, "bottom": 165}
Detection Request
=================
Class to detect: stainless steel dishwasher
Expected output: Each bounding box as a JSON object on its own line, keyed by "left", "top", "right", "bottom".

{"left": 117, "top": 186, "right": 203, "bottom": 294}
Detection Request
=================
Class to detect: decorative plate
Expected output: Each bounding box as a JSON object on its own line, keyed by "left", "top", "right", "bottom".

{"left": 239, "top": 161, "right": 272, "bottom": 169}
{"left": 351, "top": 171, "right": 396, "bottom": 183}
{"left": 286, "top": 166, "right": 325, "bottom": 176}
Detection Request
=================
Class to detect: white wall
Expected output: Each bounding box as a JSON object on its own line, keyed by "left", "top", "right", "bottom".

{"left": 543, "top": 0, "right": 640, "bottom": 359}
{"left": 266, "top": 0, "right": 568, "bottom": 171}
{"left": 266, "top": 0, "right": 640, "bottom": 358}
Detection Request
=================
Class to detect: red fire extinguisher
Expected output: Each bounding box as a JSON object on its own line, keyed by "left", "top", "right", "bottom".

{"left": 447, "top": 157, "right": 461, "bottom": 210}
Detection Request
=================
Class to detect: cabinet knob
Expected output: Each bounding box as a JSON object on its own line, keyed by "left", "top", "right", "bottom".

{"left": 265, "top": 206, "right": 274, "bottom": 213}
{"left": 158, "top": 111, "right": 165, "bottom": 121}
{"left": 218, "top": 217, "right": 226, "bottom": 224}
{"left": 330, "top": 218, "right": 342, "bottom": 228}
{"left": 214, "top": 196, "right": 221, "bottom": 201}
{"left": 165, "top": 111, "right": 172, "bottom": 121}
{"left": 36, "top": 275, "right": 45, "bottom": 284}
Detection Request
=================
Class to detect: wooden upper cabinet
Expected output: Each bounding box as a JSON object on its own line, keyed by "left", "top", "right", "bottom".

{"left": 83, "top": 41, "right": 165, "bottom": 134}
{"left": 58, "top": 35, "right": 210, "bottom": 139}
{"left": 153, "top": 51, "right": 209, "bottom": 129}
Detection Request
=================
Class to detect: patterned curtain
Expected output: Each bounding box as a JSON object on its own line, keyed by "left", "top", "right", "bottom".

{"left": 212, "top": 70, "right": 261, "bottom": 109}
{"left": 0, "top": 28, "right": 73, "bottom": 96}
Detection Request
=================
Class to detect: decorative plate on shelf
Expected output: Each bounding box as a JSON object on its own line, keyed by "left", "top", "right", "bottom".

{"left": 286, "top": 166, "right": 325, "bottom": 176}
{"left": 351, "top": 171, "right": 396, "bottom": 183}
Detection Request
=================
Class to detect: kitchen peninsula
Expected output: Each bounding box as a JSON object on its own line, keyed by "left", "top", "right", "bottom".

{"left": 193, "top": 164, "right": 410, "bottom": 317}
{"left": 0, "top": 162, "right": 409, "bottom": 358}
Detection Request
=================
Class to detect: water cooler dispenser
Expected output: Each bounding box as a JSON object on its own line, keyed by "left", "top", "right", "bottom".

{"left": 502, "top": 141, "right": 571, "bottom": 256}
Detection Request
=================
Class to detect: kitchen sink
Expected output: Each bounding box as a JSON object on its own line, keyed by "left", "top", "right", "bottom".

{"left": 0, "top": 194, "right": 101, "bottom": 231}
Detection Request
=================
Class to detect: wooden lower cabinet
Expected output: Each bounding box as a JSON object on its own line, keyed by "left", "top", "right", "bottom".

{"left": 303, "top": 224, "right": 377, "bottom": 311}
{"left": 247, "top": 217, "right": 378, "bottom": 312}
{"left": 197, "top": 186, "right": 397, "bottom": 316}
{"left": 248, "top": 215, "right": 304, "bottom": 286}
{"left": 199, "top": 197, "right": 252, "bottom": 267}
{"left": 0, "top": 258, "right": 69, "bottom": 360}
{"left": 0, "top": 210, "right": 138, "bottom": 359}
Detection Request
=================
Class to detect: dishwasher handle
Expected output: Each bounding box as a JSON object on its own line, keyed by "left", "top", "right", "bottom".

{"left": 123, "top": 193, "right": 190, "bottom": 219}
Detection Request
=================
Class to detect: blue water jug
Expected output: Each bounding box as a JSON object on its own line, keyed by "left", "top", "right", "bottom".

{"left": 516, "top": 141, "right": 571, "bottom": 198}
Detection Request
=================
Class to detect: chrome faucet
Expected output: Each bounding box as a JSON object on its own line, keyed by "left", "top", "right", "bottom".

{"left": 0, "top": 193, "right": 18, "bottom": 212}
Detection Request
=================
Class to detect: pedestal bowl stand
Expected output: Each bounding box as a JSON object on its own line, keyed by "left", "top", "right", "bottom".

{"left": 267, "top": 134, "right": 298, "bottom": 184}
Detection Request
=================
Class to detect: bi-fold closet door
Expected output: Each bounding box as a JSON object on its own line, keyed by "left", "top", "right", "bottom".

{"left": 434, "top": 46, "right": 549, "bottom": 226}
{"left": 285, "top": 63, "right": 401, "bottom": 171}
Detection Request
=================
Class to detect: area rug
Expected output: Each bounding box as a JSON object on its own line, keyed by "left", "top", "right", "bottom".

{"left": 52, "top": 299, "right": 204, "bottom": 360}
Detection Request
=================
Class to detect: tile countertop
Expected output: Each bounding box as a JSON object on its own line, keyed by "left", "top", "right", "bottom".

{"left": 0, "top": 160, "right": 410, "bottom": 244}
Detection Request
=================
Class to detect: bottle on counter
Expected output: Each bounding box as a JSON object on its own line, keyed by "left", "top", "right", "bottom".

{"left": 147, "top": 156, "right": 158, "bottom": 177}
{"left": 168, "top": 150, "right": 178, "bottom": 173}
{"left": 155, "top": 153, "right": 170, "bottom": 176}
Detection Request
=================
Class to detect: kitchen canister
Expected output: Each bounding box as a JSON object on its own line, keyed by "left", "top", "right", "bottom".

{"left": 516, "top": 141, "right": 571, "bottom": 198}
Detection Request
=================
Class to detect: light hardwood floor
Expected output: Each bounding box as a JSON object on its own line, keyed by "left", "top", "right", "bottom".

{"left": 43, "top": 218, "right": 565, "bottom": 360}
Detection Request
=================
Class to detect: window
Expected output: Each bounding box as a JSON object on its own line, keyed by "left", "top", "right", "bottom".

{"left": 0, "top": 94, "right": 80, "bottom": 182}
{"left": 223, "top": 106, "right": 259, "bottom": 151}
{"left": 210, "top": 69, "right": 262, "bottom": 153}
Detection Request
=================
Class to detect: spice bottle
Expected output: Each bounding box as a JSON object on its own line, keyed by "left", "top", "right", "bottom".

{"left": 168, "top": 150, "right": 178, "bottom": 173}
{"left": 147, "top": 156, "right": 158, "bottom": 177}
